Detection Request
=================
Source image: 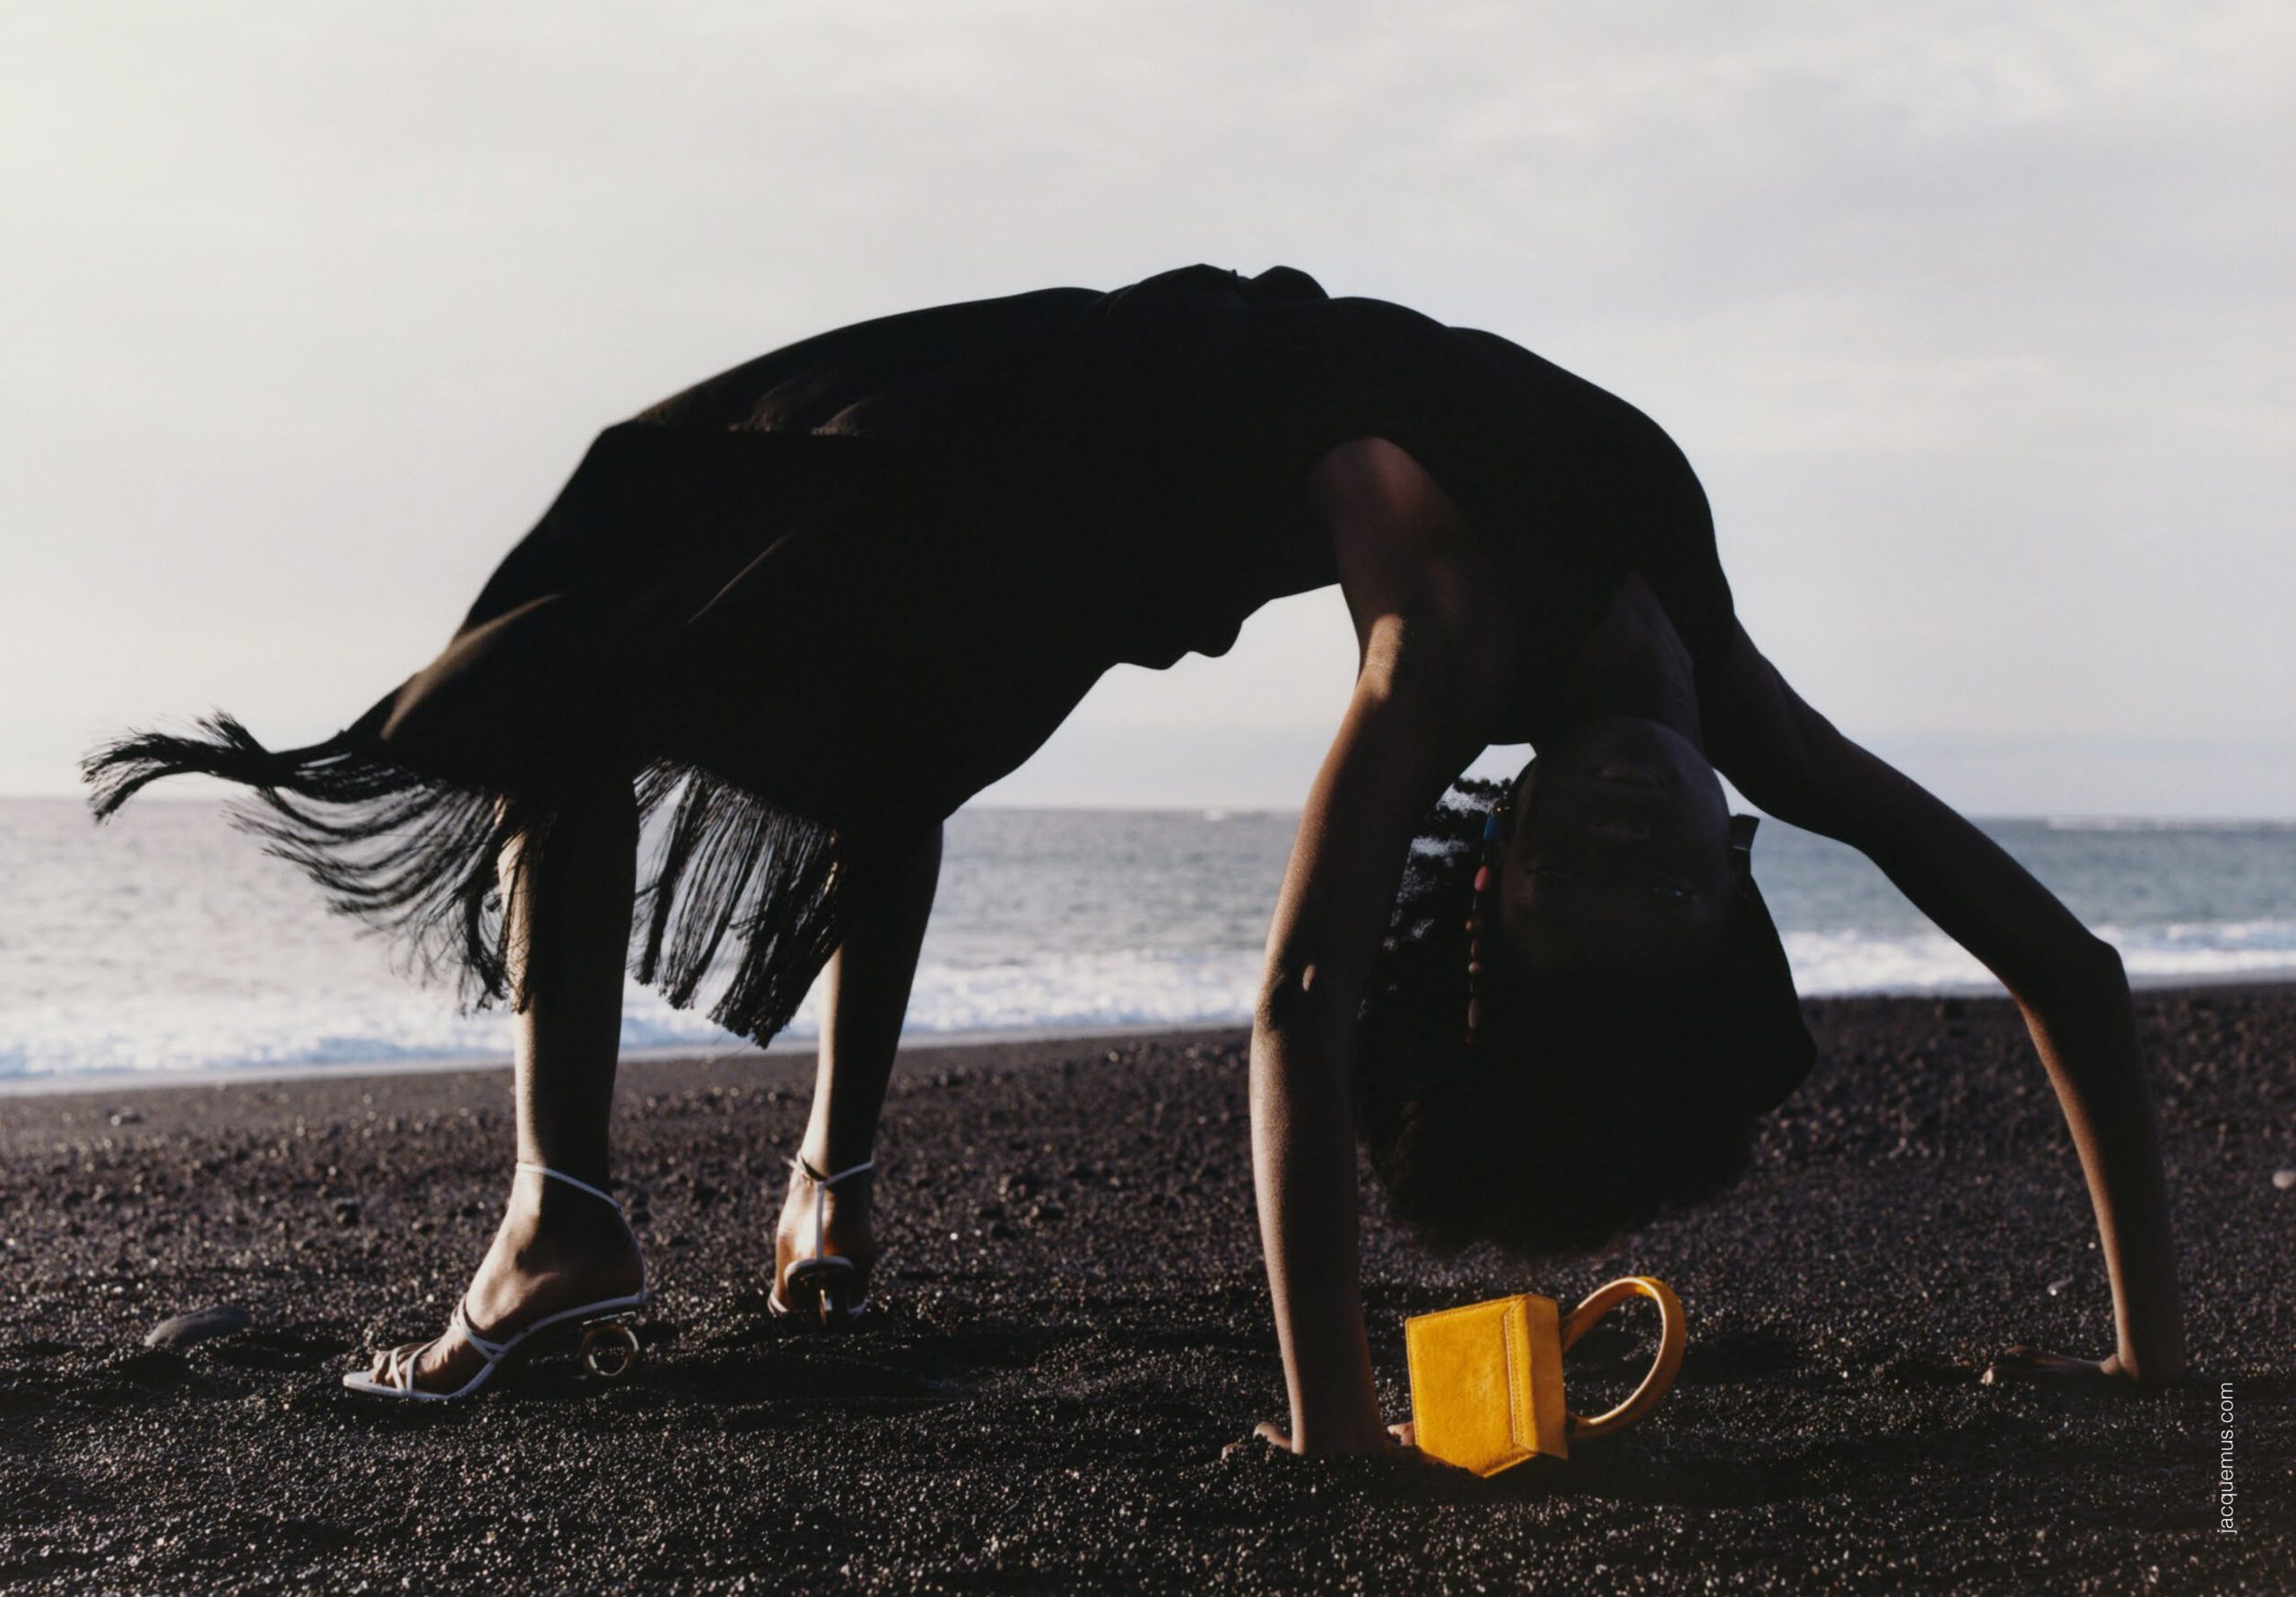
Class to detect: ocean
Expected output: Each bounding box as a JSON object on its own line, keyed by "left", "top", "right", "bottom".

{"left": 4, "top": 795, "right": 2293, "bottom": 1086}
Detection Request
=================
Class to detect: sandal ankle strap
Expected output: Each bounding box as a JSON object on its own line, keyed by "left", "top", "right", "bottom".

{"left": 517, "top": 1160, "right": 624, "bottom": 1213}
{"left": 516, "top": 1161, "right": 649, "bottom": 1299}
{"left": 788, "top": 1155, "right": 874, "bottom": 1264}
{"left": 790, "top": 1155, "right": 874, "bottom": 1188}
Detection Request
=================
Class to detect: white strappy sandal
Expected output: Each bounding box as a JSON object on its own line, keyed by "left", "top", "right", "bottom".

{"left": 342, "top": 1162, "right": 650, "bottom": 1401}
{"left": 768, "top": 1155, "right": 874, "bottom": 1326}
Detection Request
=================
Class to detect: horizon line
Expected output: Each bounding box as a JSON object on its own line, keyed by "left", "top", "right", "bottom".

{"left": 10, "top": 788, "right": 2294, "bottom": 829}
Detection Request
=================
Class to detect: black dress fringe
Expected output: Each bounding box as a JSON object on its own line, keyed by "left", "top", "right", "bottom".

{"left": 80, "top": 711, "right": 852, "bottom": 1047}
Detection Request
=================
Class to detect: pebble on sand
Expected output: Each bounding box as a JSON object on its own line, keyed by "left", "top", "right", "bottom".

{"left": 2274, "top": 1168, "right": 2296, "bottom": 1191}
{"left": 2046, "top": 1277, "right": 2074, "bottom": 1297}
{"left": 144, "top": 1305, "right": 252, "bottom": 1350}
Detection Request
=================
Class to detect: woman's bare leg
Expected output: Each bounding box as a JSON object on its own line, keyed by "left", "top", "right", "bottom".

{"left": 364, "top": 777, "right": 645, "bottom": 1390}
{"left": 503, "top": 781, "right": 640, "bottom": 1185}
{"left": 775, "top": 823, "right": 943, "bottom": 1298}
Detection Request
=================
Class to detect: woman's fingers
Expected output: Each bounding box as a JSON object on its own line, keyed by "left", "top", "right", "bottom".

{"left": 1984, "top": 1344, "right": 2191, "bottom": 1391}
{"left": 1243, "top": 1419, "right": 1423, "bottom": 1458}
{"left": 1981, "top": 1343, "right": 2118, "bottom": 1387}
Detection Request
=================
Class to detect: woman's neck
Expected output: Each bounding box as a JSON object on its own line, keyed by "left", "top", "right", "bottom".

{"left": 1553, "top": 571, "right": 1705, "bottom": 747}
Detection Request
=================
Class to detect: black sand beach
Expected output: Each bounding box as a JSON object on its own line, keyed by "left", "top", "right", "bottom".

{"left": 2, "top": 985, "right": 2288, "bottom": 1593}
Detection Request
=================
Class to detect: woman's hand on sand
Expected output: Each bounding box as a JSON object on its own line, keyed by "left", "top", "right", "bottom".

{"left": 1246, "top": 1419, "right": 1422, "bottom": 1459}
{"left": 1982, "top": 1345, "right": 2184, "bottom": 1391}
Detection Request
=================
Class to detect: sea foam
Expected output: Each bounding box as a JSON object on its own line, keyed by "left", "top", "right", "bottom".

{"left": 7, "top": 800, "right": 2293, "bottom": 1083}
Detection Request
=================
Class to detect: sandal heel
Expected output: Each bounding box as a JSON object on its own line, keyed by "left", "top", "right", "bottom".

{"left": 578, "top": 1316, "right": 643, "bottom": 1379}
{"left": 813, "top": 1274, "right": 864, "bottom": 1329}
{"left": 775, "top": 1259, "right": 869, "bottom": 1328}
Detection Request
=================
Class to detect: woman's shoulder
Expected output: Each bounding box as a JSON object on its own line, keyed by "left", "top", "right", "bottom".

{"left": 1442, "top": 325, "right": 1684, "bottom": 443}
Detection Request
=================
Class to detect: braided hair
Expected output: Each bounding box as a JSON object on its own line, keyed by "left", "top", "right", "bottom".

{"left": 1352, "top": 775, "right": 1812, "bottom": 1261}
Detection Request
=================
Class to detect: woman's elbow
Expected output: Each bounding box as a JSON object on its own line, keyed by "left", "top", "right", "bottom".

{"left": 2018, "top": 933, "right": 2132, "bottom": 1015}
{"left": 2072, "top": 934, "right": 2130, "bottom": 1001}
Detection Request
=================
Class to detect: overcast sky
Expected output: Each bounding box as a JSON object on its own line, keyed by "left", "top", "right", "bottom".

{"left": 4, "top": 2, "right": 2289, "bottom": 815}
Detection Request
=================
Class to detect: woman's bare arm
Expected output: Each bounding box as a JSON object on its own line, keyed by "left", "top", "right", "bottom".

{"left": 1249, "top": 439, "right": 1509, "bottom": 1453}
{"left": 1702, "top": 621, "right": 2187, "bottom": 1385}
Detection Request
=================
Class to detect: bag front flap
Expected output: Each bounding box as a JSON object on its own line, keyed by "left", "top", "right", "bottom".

{"left": 1405, "top": 1294, "right": 1565, "bottom": 1474}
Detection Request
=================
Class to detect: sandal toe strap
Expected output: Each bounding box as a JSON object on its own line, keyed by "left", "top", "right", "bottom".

{"left": 452, "top": 1298, "right": 512, "bottom": 1364}
{"left": 381, "top": 1340, "right": 425, "bottom": 1393}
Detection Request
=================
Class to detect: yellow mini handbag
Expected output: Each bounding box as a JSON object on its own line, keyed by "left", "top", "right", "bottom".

{"left": 1405, "top": 1275, "right": 1687, "bottom": 1477}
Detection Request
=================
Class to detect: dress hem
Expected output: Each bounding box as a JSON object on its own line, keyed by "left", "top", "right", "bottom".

{"left": 80, "top": 711, "right": 855, "bottom": 1047}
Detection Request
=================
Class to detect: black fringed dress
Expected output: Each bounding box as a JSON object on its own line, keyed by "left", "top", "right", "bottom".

{"left": 83, "top": 263, "right": 1737, "bottom": 1046}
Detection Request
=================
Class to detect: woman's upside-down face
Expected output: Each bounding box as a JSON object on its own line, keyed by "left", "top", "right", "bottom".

{"left": 1498, "top": 715, "right": 1735, "bottom": 987}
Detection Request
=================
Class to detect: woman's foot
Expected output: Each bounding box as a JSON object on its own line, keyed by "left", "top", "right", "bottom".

{"left": 358, "top": 1167, "right": 646, "bottom": 1394}
{"left": 772, "top": 1156, "right": 878, "bottom": 1322}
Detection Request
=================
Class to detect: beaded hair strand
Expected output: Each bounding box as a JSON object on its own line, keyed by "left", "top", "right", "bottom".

{"left": 1462, "top": 795, "right": 1509, "bottom": 1045}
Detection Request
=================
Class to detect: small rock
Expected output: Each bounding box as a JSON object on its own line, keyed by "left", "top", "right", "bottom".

{"left": 330, "top": 1198, "right": 361, "bottom": 1228}
{"left": 2046, "top": 1276, "right": 2074, "bottom": 1297}
{"left": 108, "top": 1109, "right": 143, "bottom": 1127}
{"left": 144, "top": 1305, "right": 250, "bottom": 1350}
{"left": 2273, "top": 1168, "right": 2296, "bottom": 1191}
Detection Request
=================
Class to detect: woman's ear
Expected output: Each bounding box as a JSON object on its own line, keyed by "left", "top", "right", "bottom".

{"left": 1504, "top": 761, "right": 1537, "bottom": 834}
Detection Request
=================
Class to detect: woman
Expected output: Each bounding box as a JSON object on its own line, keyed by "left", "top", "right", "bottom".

{"left": 83, "top": 264, "right": 2187, "bottom": 1436}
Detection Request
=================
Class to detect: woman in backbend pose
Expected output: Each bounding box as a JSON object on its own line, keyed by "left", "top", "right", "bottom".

{"left": 85, "top": 264, "right": 2187, "bottom": 1440}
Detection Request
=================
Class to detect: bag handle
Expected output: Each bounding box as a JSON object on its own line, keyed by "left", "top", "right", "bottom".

{"left": 1560, "top": 1275, "right": 1688, "bottom": 1441}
